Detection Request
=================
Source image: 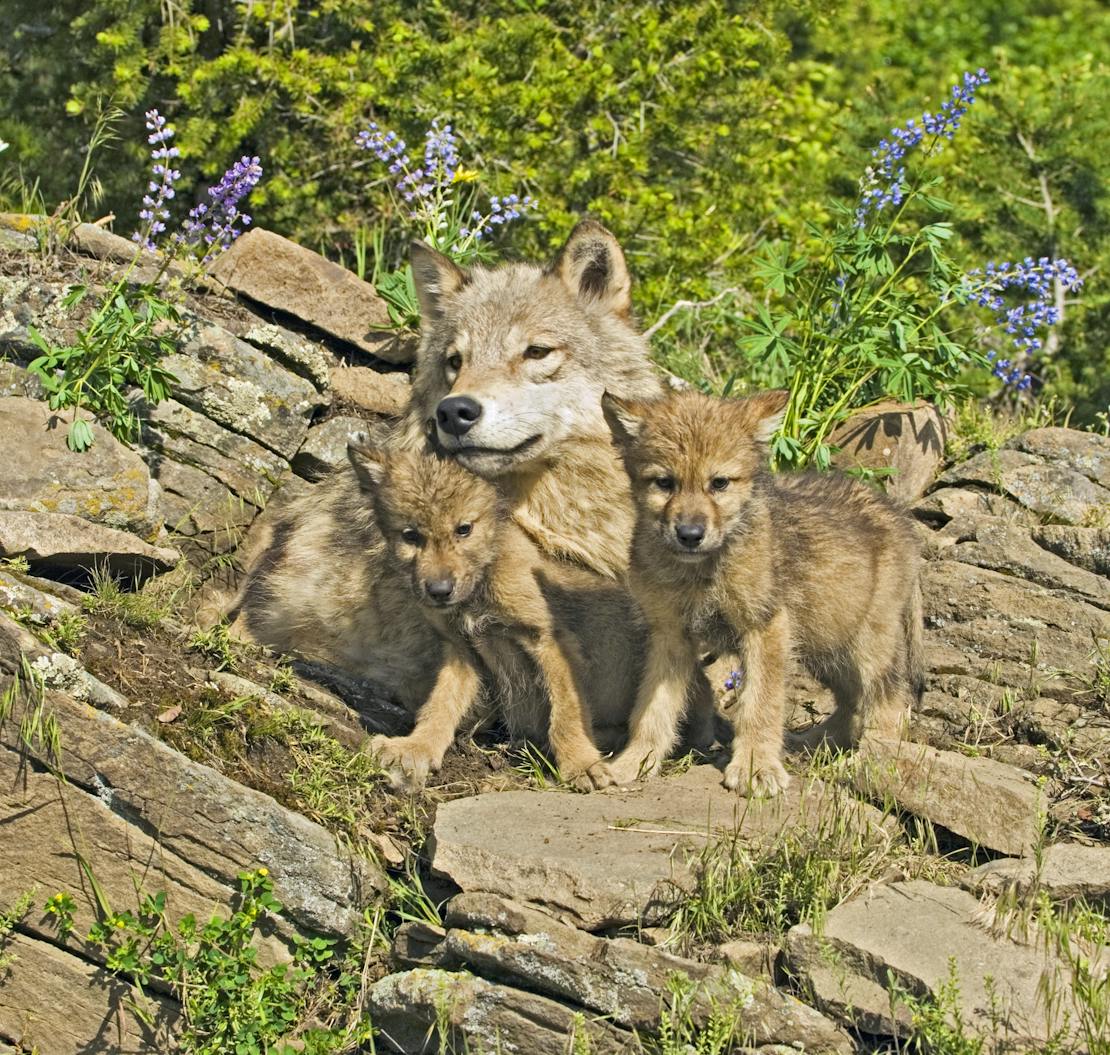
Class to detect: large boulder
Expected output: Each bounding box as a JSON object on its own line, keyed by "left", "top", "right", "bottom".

{"left": 830, "top": 401, "right": 947, "bottom": 502}
{"left": 164, "top": 315, "right": 325, "bottom": 460}
{"left": 0, "top": 395, "right": 161, "bottom": 537}
{"left": 209, "top": 229, "right": 409, "bottom": 363}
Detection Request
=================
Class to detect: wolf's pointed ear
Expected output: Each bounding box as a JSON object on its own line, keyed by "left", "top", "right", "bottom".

{"left": 552, "top": 220, "right": 632, "bottom": 316}
{"left": 745, "top": 389, "right": 790, "bottom": 444}
{"left": 410, "top": 241, "right": 466, "bottom": 325}
{"left": 347, "top": 431, "right": 389, "bottom": 492}
{"left": 602, "top": 392, "right": 646, "bottom": 444}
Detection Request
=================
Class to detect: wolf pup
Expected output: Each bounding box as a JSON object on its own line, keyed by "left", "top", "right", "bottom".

{"left": 602, "top": 389, "right": 924, "bottom": 796}
{"left": 347, "top": 434, "right": 627, "bottom": 792}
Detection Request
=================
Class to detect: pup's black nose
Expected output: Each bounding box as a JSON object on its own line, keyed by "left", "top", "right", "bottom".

{"left": 674, "top": 522, "right": 706, "bottom": 549}
{"left": 436, "top": 396, "right": 482, "bottom": 437}
{"left": 424, "top": 577, "right": 456, "bottom": 601}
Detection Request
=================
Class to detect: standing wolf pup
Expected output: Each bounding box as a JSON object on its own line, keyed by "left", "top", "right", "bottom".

{"left": 602, "top": 389, "right": 924, "bottom": 795}
{"left": 346, "top": 437, "right": 634, "bottom": 790}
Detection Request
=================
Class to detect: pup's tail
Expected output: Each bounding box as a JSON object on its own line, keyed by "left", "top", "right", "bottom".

{"left": 904, "top": 576, "right": 926, "bottom": 706}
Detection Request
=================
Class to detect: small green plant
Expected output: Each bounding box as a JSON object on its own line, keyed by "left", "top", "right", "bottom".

{"left": 511, "top": 741, "right": 569, "bottom": 789}
{"left": 27, "top": 282, "right": 180, "bottom": 451}
{"left": 40, "top": 611, "right": 89, "bottom": 655}
{"left": 42, "top": 891, "right": 77, "bottom": 940}
{"left": 188, "top": 621, "right": 238, "bottom": 671}
{"left": 637, "top": 974, "right": 748, "bottom": 1055}
{"left": 43, "top": 867, "right": 375, "bottom": 1055}
{"left": 0, "top": 890, "right": 35, "bottom": 974}
{"left": 83, "top": 566, "right": 170, "bottom": 628}
{"left": 667, "top": 771, "right": 908, "bottom": 948}
{"left": 888, "top": 959, "right": 986, "bottom": 1055}
{"left": 0, "top": 652, "right": 63, "bottom": 770}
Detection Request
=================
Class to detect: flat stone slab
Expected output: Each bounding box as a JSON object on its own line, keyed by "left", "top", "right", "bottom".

{"left": 209, "top": 228, "right": 407, "bottom": 362}
{"left": 292, "top": 415, "right": 366, "bottom": 479}
{"left": 428, "top": 765, "right": 889, "bottom": 930}
{"left": 395, "top": 892, "right": 850, "bottom": 1051}
{"left": 937, "top": 448, "right": 1110, "bottom": 526}
{"left": 857, "top": 739, "right": 1045, "bottom": 855}
{"left": 0, "top": 509, "right": 180, "bottom": 578}
{"left": 329, "top": 364, "right": 410, "bottom": 417}
{"left": 1, "top": 685, "right": 383, "bottom": 938}
{"left": 0, "top": 930, "right": 177, "bottom": 1055}
{"left": 0, "top": 395, "right": 161, "bottom": 536}
{"left": 961, "top": 843, "right": 1110, "bottom": 908}
{"left": 784, "top": 880, "right": 1074, "bottom": 1046}
{"left": 1010, "top": 427, "right": 1110, "bottom": 489}
{"left": 368, "top": 967, "right": 632, "bottom": 1055}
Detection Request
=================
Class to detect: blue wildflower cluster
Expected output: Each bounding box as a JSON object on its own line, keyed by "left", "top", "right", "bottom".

{"left": 179, "top": 154, "right": 263, "bottom": 263}
{"left": 723, "top": 670, "right": 743, "bottom": 692}
{"left": 856, "top": 69, "right": 990, "bottom": 227}
{"left": 133, "top": 110, "right": 181, "bottom": 252}
{"left": 356, "top": 118, "right": 536, "bottom": 255}
{"left": 131, "top": 109, "right": 262, "bottom": 264}
{"left": 961, "top": 257, "right": 1083, "bottom": 390}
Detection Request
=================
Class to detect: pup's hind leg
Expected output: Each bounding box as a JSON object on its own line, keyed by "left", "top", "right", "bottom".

{"left": 724, "top": 610, "right": 791, "bottom": 797}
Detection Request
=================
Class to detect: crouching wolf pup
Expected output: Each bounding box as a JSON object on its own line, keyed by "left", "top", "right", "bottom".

{"left": 347, "top": 435, "right": 629, "bottom": 791}
{"left": 602, "top": 389, "right": 925, "bottom": 795}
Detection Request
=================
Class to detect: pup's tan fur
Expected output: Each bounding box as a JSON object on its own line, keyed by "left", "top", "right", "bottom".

{"left": 346, "top": 438, "right": 631, "bottom": 790}
{"left": 603, "top": 390, "right": 925, "bottom": 795}
{"left": 230, "top": 222, "right": 681, "bottom": 749}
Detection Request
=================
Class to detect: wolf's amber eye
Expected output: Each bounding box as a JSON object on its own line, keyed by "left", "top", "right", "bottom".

{"left": 653, "top": 476, "right": 676, "bottom": 492}
{"left": 400, "top": 527, "right": 423, "bottom": 546}
{"left": 455, "top": 522, "right": 472, "bottom": 538}
{"left": 523, "top": 345, "right": 553, "bottom": 361}
{"left": 446, "top": 353, "right": 462, "bottom": 372}
{"left": 709, "top": 477, "right": 730, "bottom": 492}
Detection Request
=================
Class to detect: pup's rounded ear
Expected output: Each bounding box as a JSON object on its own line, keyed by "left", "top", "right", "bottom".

{"left": 551, "top": 219, "right": 631, "bottom": 317}
{"left": 347, "top": 431, "right": 389, "bottom": 491}
{"left": 602, "top": 392, "right": 646, "bottom": 443}
{"left": 746, "top": 389, "right": 790, "bottom": 444}
{"left": 410, "top": 241, "right": 466, "bottom": 326}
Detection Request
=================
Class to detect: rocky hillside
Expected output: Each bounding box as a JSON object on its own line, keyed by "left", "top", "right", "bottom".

{"left": 0, "top": 221, "right": 1107, "bottom": 1054}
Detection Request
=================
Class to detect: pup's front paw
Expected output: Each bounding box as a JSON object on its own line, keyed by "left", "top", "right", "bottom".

{"left": 606, "top": 747, "right": 662, "bottom": 787}
{"left": 369, "top": 734, "right": 439, "bottom": 792}
{"left": 723, "top": 754, "right": 791, "bottom": 798}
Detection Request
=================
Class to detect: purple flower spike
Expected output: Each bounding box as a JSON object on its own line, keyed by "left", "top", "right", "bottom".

{"left": 856, "top": 69, "right": 990, "bottom": 227}
{"left": 180, "top": 155, "right": 263, "bottom": 263}
{"left": 961, "top": 256, "right": 1082, "bottom": 390}
{"left": 132, "top": 109, "right": 181, "bottom": 251}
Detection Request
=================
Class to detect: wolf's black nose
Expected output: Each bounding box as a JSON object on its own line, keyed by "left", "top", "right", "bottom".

{"left": 424, "top": 577, "right": 456, "bottom": 601}
{"left": 436, "top": 396, "right": 482, "bottom": 436}
{"left": 675, "top": 522, "right": 705, "bottom": 549}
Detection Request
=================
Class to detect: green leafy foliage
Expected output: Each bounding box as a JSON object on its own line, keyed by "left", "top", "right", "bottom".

{"left": 27, "top": 280, "right": 179, "bottom": 451}
{"left": 46, "top": 867, "right": 374, "bottom": 1055}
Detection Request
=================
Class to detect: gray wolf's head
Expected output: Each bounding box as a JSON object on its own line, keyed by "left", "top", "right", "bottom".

{"left": 404, "top": 220, "right": 662, "bottom": 478}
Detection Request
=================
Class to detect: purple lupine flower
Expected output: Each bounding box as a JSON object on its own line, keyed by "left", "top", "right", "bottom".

{"left": 961, "top": 257, "right": 1082, "bottom": 390}
{"left": 856, "top": 69, "right": 990, "bottom": 227}
{"left": 132, "top": 110, "right": 182, "bottom": 251}
{"left": 723, "top": 669, "right": 743, "bottom": 692}
{"left": 180, "top": 155, "right": 263, "bottom": 263}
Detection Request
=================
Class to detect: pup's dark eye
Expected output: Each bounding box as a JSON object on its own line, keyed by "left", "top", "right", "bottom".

{"left": 446, "top": 353, "right": 462, "bottom": 372}
{"left": 523, "top": 345, "right": 553, "bottom": 361}
{"left": 455, "top": 522, "right": 472, "bottom": 538}
{"left": 653, "top": 476, "right": 676, "bottom": 492}
{"left": 401, "top": 527, "right": 423, "bottom": 545}
{"left": 709, "top": 477, "right": 730, "bottom": 492}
